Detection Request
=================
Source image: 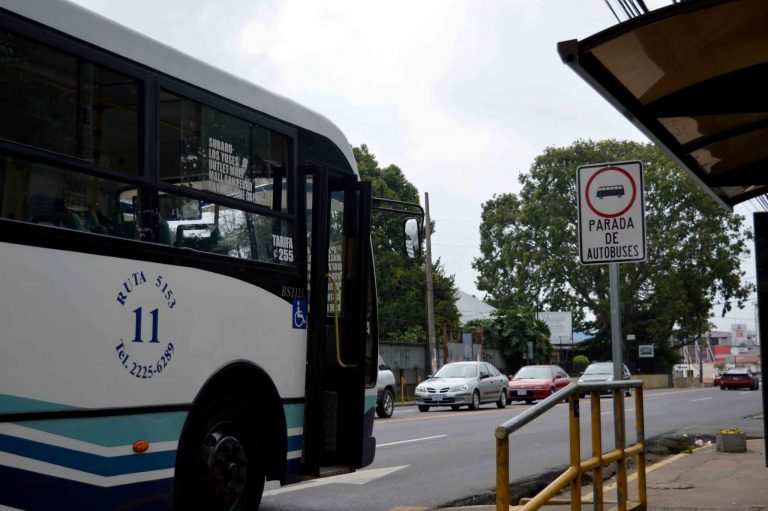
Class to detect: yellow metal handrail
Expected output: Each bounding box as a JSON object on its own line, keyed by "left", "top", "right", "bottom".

{"left": 326, "top": 274, "right": 352, "bottom": 369}
{"left": 495, "top": 381, "right": 646, "bottom": 511}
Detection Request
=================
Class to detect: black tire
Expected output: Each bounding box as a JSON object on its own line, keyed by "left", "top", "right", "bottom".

{"left": 525, "top": 399, "right": 533, "bottom": 405}
{"left": 451, "top": 405, "right": 461, "bottom": 411}
{"left": 720, "top": 385, "right": 725, "bottom": 390}
{"left": 175, "top": 392, "right": 265, "bottom": 511}
{"left": 496, "top": 390, "right": 507, "bottom": 409}
{"left": 549, "top": 387, "right": 556, "bottom": 397}
{"left": 418, "top": 405, "right": 430, "bottom": 412}
{"left": 376, "top": 388, "right": 395, "bottom": 418}
{"left": 579, "top": 393, "right": 585, "bottom": 399}
{"left": 468, "top": 390, "right": 481, "bottom": 411}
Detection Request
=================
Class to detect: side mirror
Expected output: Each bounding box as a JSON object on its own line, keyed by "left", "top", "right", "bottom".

{"left": 403, "top": 217, "right": 422, "bottom": 259}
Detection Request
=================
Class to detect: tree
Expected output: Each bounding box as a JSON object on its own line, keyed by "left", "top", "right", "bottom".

{"left": 473, "top": 139, "right": 753, "bottom": 369}
{"left": 573, "top": 355, "right": 590, "bottom": 374}
{"left": 354, "top": 145, "right": 460, "bottom": 342}
{"left": 485, "top": 309, "right": 553, "bottom": 372}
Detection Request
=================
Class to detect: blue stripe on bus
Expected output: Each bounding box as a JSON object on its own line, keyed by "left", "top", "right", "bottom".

{"left": 284, "top": 403, "right": 303, "bottom": 428}
{"left": 1, "top": 394, "right": 187, "bottom": 446}
{"left": 0, "top": 464, "right": 173, "bottom": 511}
{"left": 19, "top": 412, "right": 187, "bottom": 446}
{"left": 365, "top": 394, "right": 376, "bottom": 412}
{"left": 0, "top": 434, "right": 176, "bottom": 476}
{"left": 286, "top": 433, "right": 302, "bottom": 452}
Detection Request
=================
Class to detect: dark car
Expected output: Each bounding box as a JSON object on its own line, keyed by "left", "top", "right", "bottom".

{"left": 507, "top": 365, "right": 572, "bottom": 404}
{"left": 720, "top": 367, "right": 759, "bottom": 390}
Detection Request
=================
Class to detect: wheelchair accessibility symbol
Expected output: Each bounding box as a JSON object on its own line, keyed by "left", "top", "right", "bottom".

{"left": 292, "top": 298, "right": 308, "bottom": 329}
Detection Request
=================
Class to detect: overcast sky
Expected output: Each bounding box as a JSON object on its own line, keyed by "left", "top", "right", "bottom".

{"left": 67, "top": 0, "right": 758, "bottom": 332}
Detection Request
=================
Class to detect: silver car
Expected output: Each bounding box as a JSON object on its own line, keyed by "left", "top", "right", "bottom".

{"left": 415, "top": 361, "right": 508, "bottom": 412}
{"left": 578, "top": 361, "right": 632, "bottom": 397}
{"left": 376, "top": 356, "right": 397, "bottom": 418}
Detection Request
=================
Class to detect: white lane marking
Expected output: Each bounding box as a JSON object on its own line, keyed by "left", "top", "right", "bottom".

{"left": 262, "top": 465, "right": 409, "bottom": 496}
{"left": 600, "top": 408, "right": 634, "bottom": 415}
{"left": 378, "top": 435, "right": 447, "bottom": 447}
{"left": 691, "top": 397, "right": 713, "bottom": 402}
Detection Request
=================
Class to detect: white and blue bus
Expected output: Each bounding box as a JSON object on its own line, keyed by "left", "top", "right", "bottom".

{"left": 0, "top": 1, "right": 387, "bottom": 509}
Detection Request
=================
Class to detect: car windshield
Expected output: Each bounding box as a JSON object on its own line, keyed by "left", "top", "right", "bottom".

{"left": 584, "top": 363, "right": 613, "bottom": 375}
{"left": 514, "top": 366, "right": 551, "bottom": 379}
{"left": 726, "top": 368, "right": 748, "bottom": 374}
{"left": 434, "top": 364, "right": 478, "bottom": 378}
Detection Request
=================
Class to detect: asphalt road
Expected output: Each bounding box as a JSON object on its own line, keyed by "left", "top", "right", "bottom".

{"left": 259, "top": 386, "right": 764, "bottom": 511}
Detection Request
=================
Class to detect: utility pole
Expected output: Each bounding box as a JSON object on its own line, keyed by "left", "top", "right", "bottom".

{"left": 424, "top": 192, "right": 437, "bottom": 374}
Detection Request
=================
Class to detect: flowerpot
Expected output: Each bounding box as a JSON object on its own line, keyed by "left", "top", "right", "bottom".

{"left": 716, "top": 429, "right": 746, "bottom": 452}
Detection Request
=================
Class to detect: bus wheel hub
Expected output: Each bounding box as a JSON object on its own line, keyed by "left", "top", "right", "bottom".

{"left": 204, "top": 431, "right": 248, "bottom": 501}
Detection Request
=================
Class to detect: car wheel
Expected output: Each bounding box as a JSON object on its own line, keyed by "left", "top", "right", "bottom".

{"left": 505, "top": 395, "right": 511, "bottom": 405}
{"left": 376, "top": 388, "right": 394, "bottom": 418}
{"left": 175, "top": 391, "right": 264, "bottom": 511}
{"left": 468, "top": 390, "right": 481, "bottom": 411}
{"left": 496, "top": 390, "right": 506, "bottom": 409}
{"left": 720, "top": 385, "right": 725, "bottom": 390}
{"left": 525, "top": 399, "right": 533, "bottom": 405}
{"left": 418, "top": 405, "right": 430, "bottom": 412}
{"left": 578, "top": 393, "right": 585, "bottom": 399}
{"left": 625, "top": 389, "right": 632, "bottom": 397}
{"left": 451, "top": 405, "right": 461, "bottom": 411}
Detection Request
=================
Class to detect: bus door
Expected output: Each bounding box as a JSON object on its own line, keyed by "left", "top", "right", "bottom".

{"left": 302, "top": 167, "right": 375, "bottom": 476}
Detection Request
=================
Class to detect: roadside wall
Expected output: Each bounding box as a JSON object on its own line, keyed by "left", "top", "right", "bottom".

{"left": 635, "top": 373, "right": 672, "bottom": 389}
{"left": 380, "top": 341, "right": 681, "bottom": 395}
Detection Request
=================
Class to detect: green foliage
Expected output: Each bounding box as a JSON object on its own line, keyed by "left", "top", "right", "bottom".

{"left": 473, "top": 139, "right": 753, "bottom": 369}
{"left": 573, "top": 355, "right": 590, "bottom": 373}
{"left": 355, "top": 144, "right": 460, "bottom": 342}
{"left": 485, "top": 308, "right": 553, "bottom": 371}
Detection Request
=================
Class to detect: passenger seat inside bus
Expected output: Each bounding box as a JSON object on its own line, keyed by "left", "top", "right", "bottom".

{"left": 31, "top": 211, "right": 84, "bottom": 230}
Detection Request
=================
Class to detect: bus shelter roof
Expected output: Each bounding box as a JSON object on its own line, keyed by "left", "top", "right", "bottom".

{"left": 558, "top": 0, "right": 768, "bottom": 210}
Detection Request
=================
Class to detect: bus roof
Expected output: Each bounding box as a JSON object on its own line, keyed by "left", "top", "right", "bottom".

{"left": 0, "top": 0, "right": 358, "bottom": 175}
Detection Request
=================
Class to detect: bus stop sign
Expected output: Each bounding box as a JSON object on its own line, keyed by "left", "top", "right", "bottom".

{"left": 577, "top": 161, "right": 646, "bottom": 265}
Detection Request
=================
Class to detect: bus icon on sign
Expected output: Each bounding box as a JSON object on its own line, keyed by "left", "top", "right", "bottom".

{"left": 596, "top": 184, "right": 625, "bottom": 199}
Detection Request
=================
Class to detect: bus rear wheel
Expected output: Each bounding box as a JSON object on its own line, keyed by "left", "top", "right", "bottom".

{"left": 176, "top": 393, "right": 265, "bottom": 511}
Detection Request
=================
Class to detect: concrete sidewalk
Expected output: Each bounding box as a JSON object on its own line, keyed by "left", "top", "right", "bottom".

{"left": 639, "top": 437, "right": 767, "bottom": 510}
{"left": 427, "top": 437, "right": 767, "bottom": 511}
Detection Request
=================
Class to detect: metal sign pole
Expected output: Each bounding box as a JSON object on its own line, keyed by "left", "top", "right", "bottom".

{"left": 610, "top": 262, "right": 623, "bottom": 380}
{"left": 609, "top": 262, "right": 625, "bottom": 451}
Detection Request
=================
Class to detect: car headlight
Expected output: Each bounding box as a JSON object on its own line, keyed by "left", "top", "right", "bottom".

{"left": 415, "top": 385, "right": 425, "bottom": 393}
{"left": 534, "top": 385, "right": 544, "bottom": 390}
{"left": 449, "top": 384, "right": 468, "bottom": 392}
